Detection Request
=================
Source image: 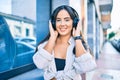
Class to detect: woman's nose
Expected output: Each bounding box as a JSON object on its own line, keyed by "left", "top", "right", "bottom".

{"left": 60, "top": 20, "right": 66, "bottom": 25}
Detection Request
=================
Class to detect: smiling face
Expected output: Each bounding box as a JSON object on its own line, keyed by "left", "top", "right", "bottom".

{"left": 56, "top": 9, "right": 73, "bottom": 36}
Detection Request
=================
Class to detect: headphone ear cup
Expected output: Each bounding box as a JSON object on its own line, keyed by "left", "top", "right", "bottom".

{"left": 73, "top": 18, "right": 79, "bottom": 29}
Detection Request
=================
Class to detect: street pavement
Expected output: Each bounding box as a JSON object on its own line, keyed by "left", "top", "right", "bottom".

{"left": 86, "top": 41, "right": 120, "bottom": 80}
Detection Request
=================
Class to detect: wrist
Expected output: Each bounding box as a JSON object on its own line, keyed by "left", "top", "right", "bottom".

{"left": 49, "top": 36, "right": 56, "bottom": 42}
{"left": 74, "top": 36, "right": 82, "bottom": 40}
{"left": 48, "top": 37, "right": 56, "bottom": 46}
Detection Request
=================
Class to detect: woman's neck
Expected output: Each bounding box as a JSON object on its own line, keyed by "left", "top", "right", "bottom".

{"left": 57, "top": 35, "right": 71, "bottom": 44}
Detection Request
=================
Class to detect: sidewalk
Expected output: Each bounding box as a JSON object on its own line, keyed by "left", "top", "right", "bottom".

{"left": 87, "top": 69, "right": 120, "bottom": 80}
{"left": 86, "top": 41, "right": 120, "bottom": 80}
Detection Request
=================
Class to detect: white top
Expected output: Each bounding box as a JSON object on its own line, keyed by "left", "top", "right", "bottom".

{"left": 33, "top": 37, "right": 97, "bottom": 80}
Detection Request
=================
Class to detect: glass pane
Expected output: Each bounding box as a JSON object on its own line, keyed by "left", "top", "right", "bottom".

{"left": 13, "top": 41, "right": 35, "bottom": 68}
{"left": 0, "top": 16, "right": 16, "bottom": 72}
{"left": 0, "top": 15, "right": 36, "bottom": 73}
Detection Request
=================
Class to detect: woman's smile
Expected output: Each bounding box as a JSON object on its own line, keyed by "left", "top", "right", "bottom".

{"left": 60, "top": 27, "right": 67, "bottom": 32}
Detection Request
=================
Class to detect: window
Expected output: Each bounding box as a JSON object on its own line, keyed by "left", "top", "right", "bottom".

{"left": 26, "top": 28, "right": 29, "bottom": 36}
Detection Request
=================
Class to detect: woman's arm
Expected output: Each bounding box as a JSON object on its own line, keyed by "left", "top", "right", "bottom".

{"left": 75, "top": 39, "right": 87, "bottom": 57}
{"left": 74, "top": 37, "right": 97, "bottom": 73}
{"left": 43, "top": 37, "right": 56, "bottom": 54}
{"left": 72, "top": 21, "right": 87, "bottom": 57}
{"left": 33, "top": 21, "right": 58, "bottom": 69}
{"left": 44, "top": 21, "right": 58, "bottom": 53}
{"left": 73, "top": 52, "right": 97, "bottom": 73}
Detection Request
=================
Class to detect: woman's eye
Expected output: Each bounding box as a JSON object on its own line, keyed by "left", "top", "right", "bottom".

{"left": 56, "top": 20, "right": 61, "bottom": 22}
{"left": 65, "top": 19, "right": 69, "bottom": 22}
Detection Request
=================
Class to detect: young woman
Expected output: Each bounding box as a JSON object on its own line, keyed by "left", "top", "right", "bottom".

{"left": 33, "top": 5, "right": 97, "bottom": 80}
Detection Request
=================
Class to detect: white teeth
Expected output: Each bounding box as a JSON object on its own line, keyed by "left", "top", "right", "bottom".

{"left": 60, "top": 28, "right": 66, "bottom": 31}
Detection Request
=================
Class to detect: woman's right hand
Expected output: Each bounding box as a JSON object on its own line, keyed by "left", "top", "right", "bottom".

{"left": 49, "top": 20, "right": 58, "bottom": 42}
{"left": 43, "top": 21, "right": 58, "bottom": 54}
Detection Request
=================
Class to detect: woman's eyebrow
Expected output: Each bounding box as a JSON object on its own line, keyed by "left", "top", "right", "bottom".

{"left": 56, "top": 18, "right": 61, "bottom": 19}
{"left": 64, "top": 17, "right": 71, "bottom": 19}
{"left": 56, "top": 17, "right": 71, "bottom": 19}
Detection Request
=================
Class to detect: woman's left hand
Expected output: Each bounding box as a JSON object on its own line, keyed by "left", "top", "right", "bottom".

{"left": 72, "top": 21, "right": 82, "bottom": 37}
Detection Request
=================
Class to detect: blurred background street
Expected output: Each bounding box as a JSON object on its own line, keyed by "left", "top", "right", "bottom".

{"left": 0, "top": 0, "right": 120, "bottom": 80}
